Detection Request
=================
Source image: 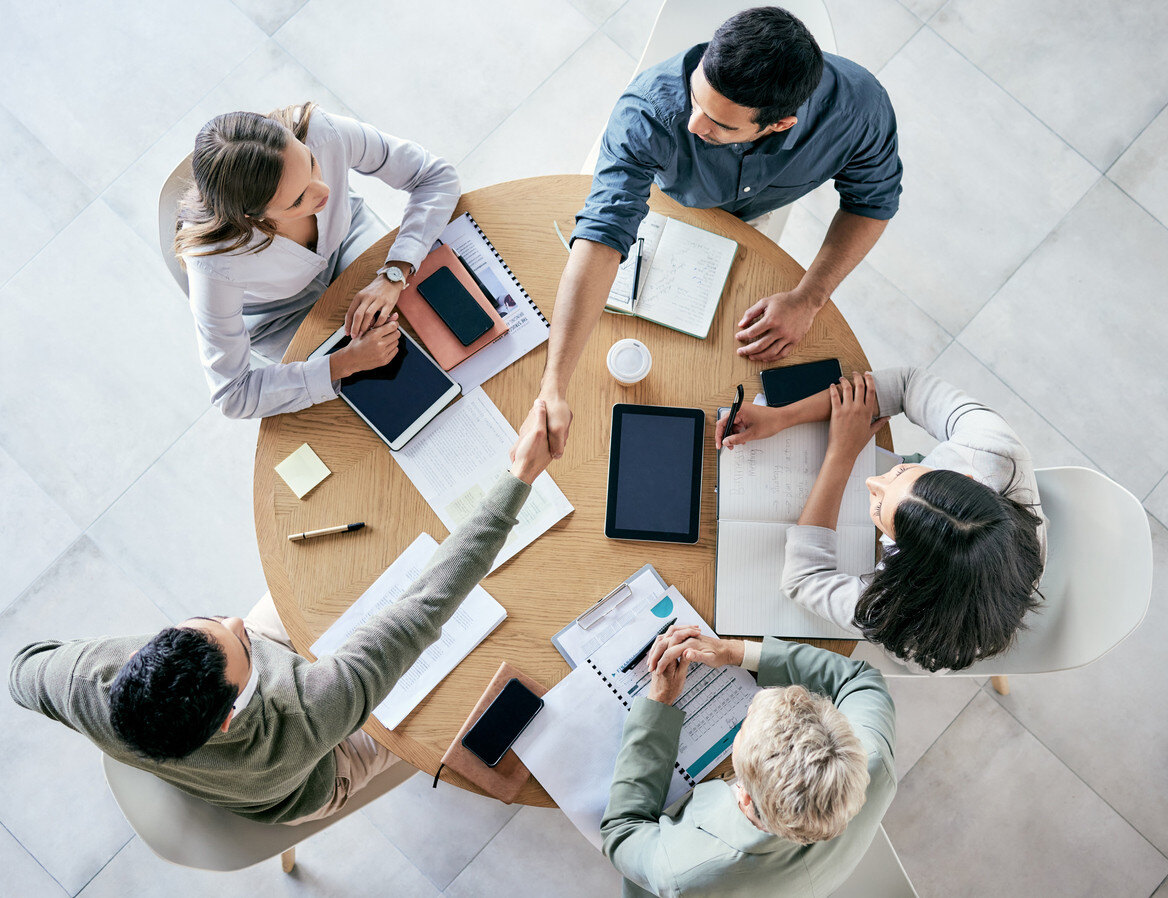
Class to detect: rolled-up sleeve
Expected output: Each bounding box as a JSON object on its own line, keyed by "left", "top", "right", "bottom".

{"left": 328, "top": 112, "right": 460, "bottom": 272}
{"left": 187, "top": 265, "right": 338, "bottom": 419}
{"left": 572, "top": 94, "right": 673, "bottom": 261}
{"left": 783, "top": 525, "right": 865, "bottom": 634}
{"left": 833, "top": 92, "right": 902, "bottom": 221}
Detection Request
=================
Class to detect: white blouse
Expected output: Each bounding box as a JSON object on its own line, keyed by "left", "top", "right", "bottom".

{"left": 184, "top": 109, "right": 459, "bottom": 419}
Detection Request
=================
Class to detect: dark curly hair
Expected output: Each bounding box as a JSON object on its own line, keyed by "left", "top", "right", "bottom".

{"left": 702, "top": 7, "right": 824, "bottom": 125}
{"left": 853, "top": 469, "right": 1044, "bottom": 672}
{"left": 109, "top": 627, "right": 237, "bottom": 761}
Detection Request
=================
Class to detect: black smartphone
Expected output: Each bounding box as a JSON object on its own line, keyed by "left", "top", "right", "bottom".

{"left": 416, "top": 266, "right": 495, "bottom": 346}
{"left": 461, "top": 678, "right": 544, "bottom": 768}
{"left": 760, "top": 359, "right": 843, "bottom": 407}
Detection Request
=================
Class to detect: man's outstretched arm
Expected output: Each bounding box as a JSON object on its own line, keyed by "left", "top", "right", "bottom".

{"left": 538, "top": 239, "right": 623, "bottom": 458}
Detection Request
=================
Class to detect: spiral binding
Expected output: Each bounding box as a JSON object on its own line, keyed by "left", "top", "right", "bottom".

{"left": 461, "top": 213, "right": 550, "bottom": 326}
{"left": 587, "top": 658, "right": 698, "bottom": 789}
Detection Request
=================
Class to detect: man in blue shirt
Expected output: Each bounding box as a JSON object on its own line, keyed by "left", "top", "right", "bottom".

{"left": 537, "top": 8, "right": 902, "bottom": 456}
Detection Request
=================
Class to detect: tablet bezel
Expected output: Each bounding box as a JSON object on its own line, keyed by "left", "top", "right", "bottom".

{"left": 605, "top": 403, "right": 705, "bottom": 544}
{"left": 310, "top": 326, "right": 461, "bottom": 451}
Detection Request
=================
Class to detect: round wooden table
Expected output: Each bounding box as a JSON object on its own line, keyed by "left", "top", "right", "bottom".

{"left": 254, "top": 174, "right": 890, "bottom": 806}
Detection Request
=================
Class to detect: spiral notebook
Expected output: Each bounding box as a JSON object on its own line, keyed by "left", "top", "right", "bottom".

{"left": 512, "top": 584, "right": 759, "bottom": 849}
{"left": 433, "top": 212, "right": 550, "bottom": 392}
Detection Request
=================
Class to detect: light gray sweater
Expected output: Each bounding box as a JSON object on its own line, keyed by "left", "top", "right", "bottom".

{"left": 9, "top": 476, "right": 530, "bottom": 823}
{"left": 783, "top": 367, "right": 1046, "bottom": 634}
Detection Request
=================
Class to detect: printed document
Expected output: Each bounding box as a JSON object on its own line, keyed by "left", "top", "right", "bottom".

{"left": 391, "top": 388, "right": 573, "bottom": 570}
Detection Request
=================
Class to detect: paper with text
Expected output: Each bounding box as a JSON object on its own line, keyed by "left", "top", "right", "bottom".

{"left": 310, "top": 533, "right": 506, "bottom": 729}
{"left": 391, "top": 388, "right": 573, "bottom": 570}
{"left": 715, "top": 422, "right": 876, "bottom": 636}
{"left": 514, "top": 585, "right": 759, "bottom": 848}
{"left": 437, "top": 213, "right": 549, "bottom": 391}
{"left": 633, "top": 217, "right": 737, "bottom": 338}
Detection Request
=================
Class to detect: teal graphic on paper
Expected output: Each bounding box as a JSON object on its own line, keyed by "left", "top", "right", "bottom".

{"left": 651, "top": 596, "right": 674, "bottom": 618}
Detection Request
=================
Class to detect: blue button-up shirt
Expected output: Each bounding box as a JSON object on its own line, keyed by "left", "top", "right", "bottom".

{"left": 573, "top": 45, "right": 903, "bottom": 260}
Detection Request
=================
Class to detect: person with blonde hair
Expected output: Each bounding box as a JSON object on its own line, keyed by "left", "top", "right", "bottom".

{"left": 601, "top": 626, "right": 895, "bottom": 897}
{"left": 175, "top": 102, "right": 459, "bottom": 419}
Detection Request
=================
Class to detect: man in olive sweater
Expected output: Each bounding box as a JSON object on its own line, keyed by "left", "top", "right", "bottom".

{"left": 9, "top": 402, "right": 552, "bottom": 825}
{"left": 602, "top": 626, "right": 896, "bottom": 897}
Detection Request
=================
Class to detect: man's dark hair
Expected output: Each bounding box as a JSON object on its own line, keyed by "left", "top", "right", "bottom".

{"left": 109, "top": 627, "right": 237, "bottom": 761}
{"left": 702, "top": 7, "right": 824, "bottom": 125}
{"left": 853, "top": 469, "right": 1044, "bottom": 672}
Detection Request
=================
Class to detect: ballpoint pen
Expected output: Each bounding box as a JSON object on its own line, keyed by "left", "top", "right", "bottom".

{"left": 620, "top": 617, "right": 678, "bottom": 673}
{"left": 630, "top": 237, "right": 645, "bottom": 309}
{"left": 288, "top": 522, "right": 366, "bottom": 542}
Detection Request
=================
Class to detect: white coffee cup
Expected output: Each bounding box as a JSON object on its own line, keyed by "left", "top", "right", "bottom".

{"left": 607, "top": 338, "right": 652, "bottom": 386}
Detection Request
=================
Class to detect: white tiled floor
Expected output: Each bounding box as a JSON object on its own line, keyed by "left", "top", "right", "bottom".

{"left": 1, "top": 0, "right": 1166, "bottom": 895}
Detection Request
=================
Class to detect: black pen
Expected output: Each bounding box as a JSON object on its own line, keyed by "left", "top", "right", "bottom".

{"left": 620, "top": 617, "right": 678, "bottom": 673}
{"left": 722, "top": 384, "right": 745, "bottom": 444}
{"left": 630, "top": 237, "right": 645, "bottom": 308}
{"left": 453, "top": 249, "right": 497, "bottom": 306}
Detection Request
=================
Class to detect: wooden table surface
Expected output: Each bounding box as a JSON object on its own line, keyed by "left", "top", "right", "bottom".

{"left": 254, "top": 174, "right": 890, "bottom": 807}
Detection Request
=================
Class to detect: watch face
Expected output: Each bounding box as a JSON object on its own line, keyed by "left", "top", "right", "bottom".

{"left": 383, "top": 265, "right": 405, "bottom": 283}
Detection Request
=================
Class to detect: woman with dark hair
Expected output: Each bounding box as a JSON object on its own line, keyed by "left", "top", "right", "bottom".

{"left": 176, "top": 102, "right": 459, "bottom": 419}
{"left": 716, "top": 368, "right": 1045, "bottom": 671}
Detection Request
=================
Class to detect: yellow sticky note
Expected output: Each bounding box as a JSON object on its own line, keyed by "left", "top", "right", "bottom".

{"left": 275, "top": 443, "right": 331, "bottom": 499}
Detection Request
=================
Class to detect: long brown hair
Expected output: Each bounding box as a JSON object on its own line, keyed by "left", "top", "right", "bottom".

{"left": 173, "top": 102, "right": 316, "bottom": 263}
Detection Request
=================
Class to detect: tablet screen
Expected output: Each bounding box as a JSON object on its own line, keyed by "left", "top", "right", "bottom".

{"left": 606, "top": 405, "right": 704, "bottom": 543}
{"left": 320, "top": 329, "right": 458, "bottom": 449}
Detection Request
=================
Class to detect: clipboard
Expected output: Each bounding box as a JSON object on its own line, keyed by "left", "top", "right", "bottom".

{"left": 551, "top": 564, "right": 668, "bottom": 668}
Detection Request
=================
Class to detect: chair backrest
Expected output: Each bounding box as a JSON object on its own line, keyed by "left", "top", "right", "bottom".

{"left": 830, "top": 825, "right": 918, "bottom": 898}
{"left": 158, "top": 154, "right": 193, "bottom": 298}
{"left": 102, "top": 753, "right": 412, "bottom": 871}
{"left": 581, "top": 1, "right": 836, "bottom": 174}
{"left": 852, "top": 466, "right": 1153, "bottom": 678}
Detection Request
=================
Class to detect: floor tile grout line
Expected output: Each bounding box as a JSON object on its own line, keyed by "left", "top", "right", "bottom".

{"left": 71, "top": 833, "right": 135, "bottom": 897}
{"left": 873, "top": 21, "right": 927, "bottom": 78}
{"left": 920, "top": 22, "right": 1104, "bottom": 175}
{"left": 1104, "top": 95, "right": 1168, "bottom": 178}
{"left": 1153, "top": 870, "right": 1168, "bottom": 897}
{"left": 440, "top": 806, "right": 532, "bottom": 893}
{"left": 895, "top": 683, "right": 982, "bottom": 783}
{"left": 448, "top": 20, "right": 622, "bottom": 170}
{"left": 1141, "top": 470, "right": 1168, "bottom": 505}
{"left": 983, "top": 682, "right": 1168, "bottom": 863}
{"left": 790, "top": 201, "right": 957, "bottom": 346}
{"left": 1104, "top": 172, "right": 1168, "bottom": 240}
{"left": 0, "top": 818, "right": 71, "bottom": 897}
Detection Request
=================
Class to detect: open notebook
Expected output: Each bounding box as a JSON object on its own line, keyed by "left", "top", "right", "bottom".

{"left": 715, "top": 421, "right": 877, "bottom": 638}
{"left": 606, "top": 212, "right": 738, "bottom": 339}
{"left": 310, "top": 533, "right": 506, "bottom": 729}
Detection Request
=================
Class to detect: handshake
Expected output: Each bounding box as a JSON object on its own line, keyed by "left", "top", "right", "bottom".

{"left": 508, "top": 399, "right": 555, "bottom": 486}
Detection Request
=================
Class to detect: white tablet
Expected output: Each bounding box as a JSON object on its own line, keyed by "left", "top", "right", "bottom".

{"left": 310, "top": 326, "right": 460, "bottom": 451}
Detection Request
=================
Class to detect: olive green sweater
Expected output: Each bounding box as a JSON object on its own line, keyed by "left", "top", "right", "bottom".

{"left": 9, "top": 475, "right": 530, "bottom": 823}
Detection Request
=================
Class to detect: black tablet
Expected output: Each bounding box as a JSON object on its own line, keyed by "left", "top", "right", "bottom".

{"left": 310, "top": 326, "right": 460, "bottom": 450}
{"left": 605, "top": 404, "right": 704, "bottom": 543}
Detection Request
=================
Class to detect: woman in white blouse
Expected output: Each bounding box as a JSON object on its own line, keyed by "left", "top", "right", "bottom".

{"left": 174, "top": 102, "right": 460, "bottom": 419}
{"left": 716, "top": 368, "right": 1046, "bottom": 672}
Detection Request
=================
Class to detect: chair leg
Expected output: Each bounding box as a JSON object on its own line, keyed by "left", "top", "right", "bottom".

{"left": 281, "top": 847, "right": 295, "bottom": 873}
{"left": 991, "top": 675, "right": 1010, "bottom": 695}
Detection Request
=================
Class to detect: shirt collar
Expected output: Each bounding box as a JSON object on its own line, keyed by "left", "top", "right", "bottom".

{"left": 690, "top": 781, "right": 796, "bottom": 855}
{"left": 231, "top": 658, "right": 260, "bottom": 714}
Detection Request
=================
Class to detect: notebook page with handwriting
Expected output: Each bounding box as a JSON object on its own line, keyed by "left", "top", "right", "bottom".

{"left": 633, "top": 218, "right": 737, "bottom": 338}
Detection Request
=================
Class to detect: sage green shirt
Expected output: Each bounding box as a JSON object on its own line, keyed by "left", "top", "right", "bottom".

{"left": 9, "top": 475, "right": 530, "bottom": 823}
{"left": 601, "top": 639, "right": 896, "bottom": 897}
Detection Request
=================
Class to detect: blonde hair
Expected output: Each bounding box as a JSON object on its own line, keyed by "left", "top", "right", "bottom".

{"left": 736, "top": 685, "right": 869, "bottom": 844}
{"left": 173, "top": 102, "right": 317, "bottom": 263}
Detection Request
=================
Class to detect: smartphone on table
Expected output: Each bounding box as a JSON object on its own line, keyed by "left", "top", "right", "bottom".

{"left": 461, "top": 678, "right": 544, "bottom": 768}
{"left": 760, "top": 358, "right": 843, "bottom": 407}
{"left": 416, "top": 266, "right": 495, "bottom": 346}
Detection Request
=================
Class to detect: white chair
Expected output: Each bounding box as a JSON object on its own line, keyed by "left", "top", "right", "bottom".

{"left": 102, "top": 752, "right": 414, "bottom": 873}
{"left": 851, "top": 467, "right": 1154, "bottom": 694}
{"left": 581, "top": 0, "right": 836, "bottom": 246}
{"left": 831, "top": 825, "right": 918, "bottom": 898}
{"left": 158, "top": 154, "right": 194, "bottom": 297}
